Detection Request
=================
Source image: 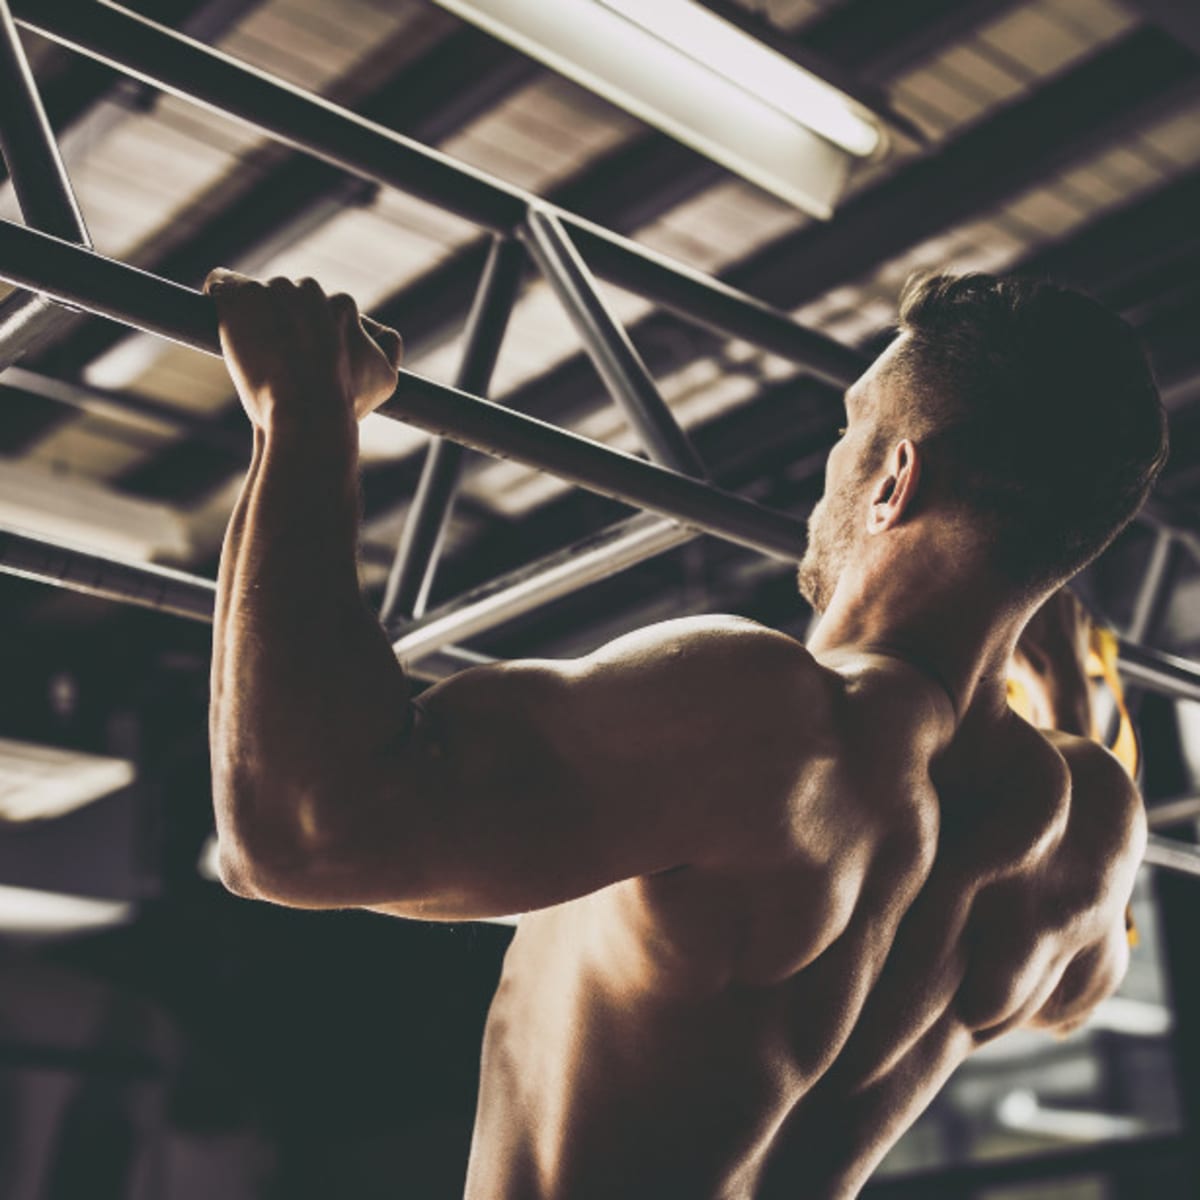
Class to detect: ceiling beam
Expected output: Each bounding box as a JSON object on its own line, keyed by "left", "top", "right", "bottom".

{"left": 1123, "top": 0, "right": 1200, "bottom": 56}
{"left": 13, "top": 0, "right": 1020, "bottom": 507}
{"left": 410, "top": 26, "right": 1199, "bottom": 495}
{"left": 12, "top": 23, "right": 538, "bottom": 460}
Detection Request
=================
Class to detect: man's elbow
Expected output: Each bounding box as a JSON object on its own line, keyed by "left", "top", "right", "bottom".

{"left": 212, "top": 792, "right": 341, "bottom": 906}
{"left": 215, "top": 838, "right": 266, "bottom": 899}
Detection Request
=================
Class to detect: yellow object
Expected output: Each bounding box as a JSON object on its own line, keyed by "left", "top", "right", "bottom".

{"left": 1007, "top": 624, "right": 1140, "bottom": 948}
{"left": 1085, "top": 626, "right": 1139, "bottom": 780}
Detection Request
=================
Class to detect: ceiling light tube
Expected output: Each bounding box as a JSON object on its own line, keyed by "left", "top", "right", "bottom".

{"left": 433, "top": 0, "right": 885, "bottom": 218}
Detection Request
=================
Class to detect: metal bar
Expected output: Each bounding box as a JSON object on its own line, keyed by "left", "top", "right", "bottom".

{"left": 565, "top": 216, "right": 863, "bottom": 384}
{"left": 11, "top": 0, "right": 526, "bottom": 232}
{"left": 380, "top": 235, "right": 524, "bottom": 626}
{"left": 390, "top": 512, "right": 696, "bottom": 655}
{"left": 0, "top": 524, "right": 487, "bottom": 683}
{"left": 1108, "top": 530, "right": 1185, "bottom": 748}
{"left": 1117, "top": 637, "right": 1200, "bottom": 705}
{"left": 1148, "top": 795, "right": 1200, "bottom": 830}
{"left": 9, "top": 0, "right": 862, "bottom": 384}
{"left": 0, "top": 0, "right": 91, "bottom": 368}
{"left": 0, "top": 290, "right": 68, "bottom": 372}
{"left": 0, "top": 524, "right": 216, "bottom": 622}
{"left": 1, "top": 364, "right": 246, "bottom": 453}
{"left": 376, "top": 379, "right": 805, "bottom": 560}
{"left": 0, "top": 219, "right": 218, "bottom": 352}
{"left": 1128, "top": 530, "right": 1179, "bottom": 645}
{"left": 1144, "top": 835, "right": 1200, "bottom": 878}
{"left": 0, "top": 0, "right": 90, "bottom": 242}
{"left": 0, "top": 220, "right": 807, "bottom": 561}
{"left": 521, "top": 205, "right": 709, "bottom": 477}
{"left": 863, "top": 1133, "right": 1183, "bottom": 1197}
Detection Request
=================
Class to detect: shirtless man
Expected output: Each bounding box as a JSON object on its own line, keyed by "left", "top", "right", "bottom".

{"left": 206, "top": 267, "right": 1167, "bottom": 1199}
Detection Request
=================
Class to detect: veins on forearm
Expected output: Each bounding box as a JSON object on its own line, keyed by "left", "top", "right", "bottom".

{"left": 210, "top": 424, "right": 414, "bottom": 844}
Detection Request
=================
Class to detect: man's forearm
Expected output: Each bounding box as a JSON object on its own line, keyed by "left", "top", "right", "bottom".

{"left": 210, "top": 421, "right": 415, "bottom": 867}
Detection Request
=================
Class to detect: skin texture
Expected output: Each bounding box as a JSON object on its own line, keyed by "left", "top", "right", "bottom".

{"left": 206, "top": 273, "right": 1147, "bottom": 1200}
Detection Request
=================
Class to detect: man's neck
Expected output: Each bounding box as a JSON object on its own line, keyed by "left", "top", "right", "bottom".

{"left": 805, "top": 557, "right": 1026, "bottom": 727}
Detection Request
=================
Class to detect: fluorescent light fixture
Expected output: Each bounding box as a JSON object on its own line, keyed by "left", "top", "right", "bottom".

{"left": 0, "top": 737, "right": 135, "bottom": 823}
{"left": 0, "top": 459, "right": 192, "bottom": 563}
{"left": 433, "top": 0, "right": 885, "bottom": 217}
{"left": 0, "top": 882, "right": 135, "bottom": 937}
{"left": 598, "top": 0, "right": 879, "bottom": 156}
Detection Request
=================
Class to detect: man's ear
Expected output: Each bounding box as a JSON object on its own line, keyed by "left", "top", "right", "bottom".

{"left": 867, "top": 439, "right": 921, "bottom": 534}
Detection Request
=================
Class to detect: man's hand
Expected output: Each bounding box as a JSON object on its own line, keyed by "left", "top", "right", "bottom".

{"left": 204, "top": 269, "right": 403, "bottom": 438}
{"left": 1010, "top": 588, "right": 1094, "bottom": 737}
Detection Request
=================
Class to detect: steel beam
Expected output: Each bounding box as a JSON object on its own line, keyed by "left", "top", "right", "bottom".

{"left": 731, "top": 28, "right": 1200, "bottom": 309}
{"left": 0, "top": 0, "right": 91, "bottom": 369}
{"left": 389, "top": 512, "right": 696, "bottom": 653}
{"left": 862, "top": 1133, "right": 1183, "bottom": 1197}
{"left": 0, "top": 0, "right": 90, "bottom": 243}
{"left": 0, "top": 525, "right": 487, "bottom": 683}
{"left": 432, "top": 29, "right": 1200, "bottom": 498}
{"left": 1118, "top": 637, "right": 1200, "bottom": 705}
{"left": 1147, "top": 795, "right": 1200, "bottom": 830}
{"left": 0, "top": 219, "right": 807, "bottom": 562}
{"left": 380, "top": 235, "right": 525, "bottom": 625}
{"left": 31, "top": 20, "right": 541, "bottom": 392}
{"left": 0, "top": 0, "right": 257, "bottom": 374}
{"left": 10, "top": 0, "right": 863, "bottom": 383}
{"left": 803, "top": 0, "right": 1025, "bottom": 83}
{"left": 522, "top": 206, "right": 708, "bottom": 478}
{"left": 1145, "top": 835, "right": 1200, "bottom": 875}
{"left": 1, "top": 364, "right": 245, "bottom": 453}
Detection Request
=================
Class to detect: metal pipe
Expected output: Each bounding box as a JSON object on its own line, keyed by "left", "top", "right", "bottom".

{"left": 0, "top": 219, "right": 808, "bottom": 562}
{"left": 1144, "top": 834, "right": 1200, "bottom": 879}
{"left": 522, "top": 206, "right": 708, "bottom": 477}
{"left": 0, "top": 218, "right": 220, "bottom": 352}
{"left": 0, "top": 0, "right": 90, "bottom": 242}
{"left": 1, "top": 364, "right": 247, "bottom": 453}
{"left": 0, "top": 524, "right": 487, "bottom": 683}
{"left": 863, "top": 1133, "right": 1183, "bottom": 1197}
{"left": 0, "top": 290, "right": 70, "bottom": 372}
{"left": 1118, "top": 636, "right": 1200, "bottom": 705}
{"left": 380, "top": 235, "right": 525, "bottom": 626}
{"left": 567, "top": 216, "right": 864, "bottom": 385}
{"left": 390, "top": 512, "right": 695, "bottom": 655}
{"left": 10, "top": 0, "right": 862, "bottom": 384}
{"left": 1147, "top": 795, "right": 1200, "bottom": 830}
{"left": 0, "top": 0, "right": 91, "bottom": 367}
{"left": 0, "top": 523, "right": 216, "bottom": 622}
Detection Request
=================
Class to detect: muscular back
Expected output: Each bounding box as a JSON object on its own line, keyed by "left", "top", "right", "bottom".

{"left": 465, "top": 649, "right": 1144, "bottom": 1200}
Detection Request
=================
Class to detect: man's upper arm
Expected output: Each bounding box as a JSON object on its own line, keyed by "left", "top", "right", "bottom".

{"left": 237, "top": 615, "right": 817, "bottom": 919}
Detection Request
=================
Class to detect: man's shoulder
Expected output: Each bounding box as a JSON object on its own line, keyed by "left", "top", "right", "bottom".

{"left": 1042, "top": 732, "right": 1143, "bottom": 827}
{"left": 1041, "top": 730, "right": 1146, "bottom": 868}
{"left": 581, "top": 613, "right": 830, "bottom": 708}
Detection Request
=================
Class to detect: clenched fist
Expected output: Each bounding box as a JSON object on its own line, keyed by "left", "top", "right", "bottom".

{"left": 204, "top": 268, "right": 404, "bottom": 438}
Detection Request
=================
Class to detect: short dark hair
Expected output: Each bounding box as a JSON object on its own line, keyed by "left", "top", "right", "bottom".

{"left": 888, "top": 271, "right": 1168, "bottom": 594}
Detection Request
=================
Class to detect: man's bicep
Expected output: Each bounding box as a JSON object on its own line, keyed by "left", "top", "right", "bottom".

{"left": 302, "top": 617, "right": 807, "bottom": 919}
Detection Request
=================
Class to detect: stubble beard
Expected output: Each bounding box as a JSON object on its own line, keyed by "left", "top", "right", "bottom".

{"left": 797, "top": 500, "right": 835, "bottom": 614}
{"left": 797, "top": 486, "right": 857, "bottom": 615}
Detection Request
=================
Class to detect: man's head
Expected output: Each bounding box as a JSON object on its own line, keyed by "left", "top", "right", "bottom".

{"left": 798, "top": 272, "right": 1169, "bottom": 614}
